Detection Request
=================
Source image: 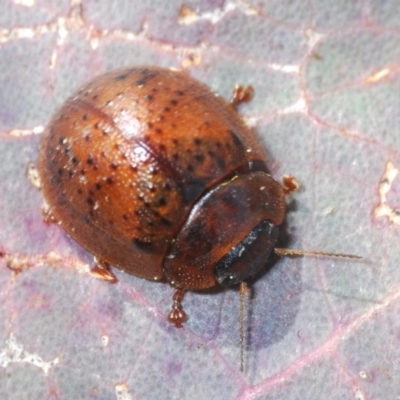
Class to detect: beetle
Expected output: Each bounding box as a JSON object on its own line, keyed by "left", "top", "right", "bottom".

{"left": 38, "top": 66, "right": 358, "bottom": 370}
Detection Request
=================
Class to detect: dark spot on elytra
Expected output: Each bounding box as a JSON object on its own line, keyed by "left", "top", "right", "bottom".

{"left": 77, "top": 188, "right": 82, "bottom": 194}
{"left": 205, "top": 121, "right": 211, "bottom": 126}
{"left": 216, "top": 142, "right": 222, "bottom": 148}
{"left": 71, "top": 157, "right": 78, "bottom": 164}
{"left": 195, "top": 154, "right": 204, "bottom": 163}
{"left": 116, "top": 74, "right": 128, "bottom": 81}
{"left": 122, "top": 214, "right": 128, "bottom": 220}
{"left": 187, "top": 164, "right": 194, "bottom": 172}
{"left": 95, "top": 183, "right": 102, "bottom": 190}
{"left": 110, "top": 163, "right": 118, "bottom": 169}
{"left": 106, "top": 100, "right": 113, "bottom": 106}
{"left": 172, "top": 154, "right": 179, "bottom": 161}
{"left": 145, "top": 94, "right": 153, "bottom": 101}
{"left": 92, "top": 94, "right": 98, "bottom": 100}
{"left": 133, "top": 238, "right": 153, "bottom": 251}
{"left": 139, "top": 68, "right": 160, "bottom": 83}
{"left": 64, "top": 147, "right": 71, "bottom": 155}
{"left": 158, "top": 197, "right": 167, "bottom": 206}
{"left": 130, "top": 165, "right": 138, "bottom": 171}
{"left": 68, "top": 170, "right": 74, "bottom": 178}
{"left": 194, "top": 138, "right": 202, "bottom": 145}
{"left": 159, "top": 143, "right": 166, "bottom": 151}
{"left": 160, "top": 217, "right": 172, "bottom": 227}
{"left": 170, "top": 99, "right": 178, "bottom": 106}
{"left": 217, "top": 157, "right": 226, "bottom": 169}
{"left": 84, "top": 134, "right": 91, "bottom": 141}
{"left": 83, "top": 114, "right": 89, "bottom": 121}
{"left": 176, "top": 90, "right": 185, "bottom": 96}
{"left": 136, "top": 79, "right": 145, "bottom": 87}
{"left": 102, "top": 129, "right": 108, "bottom": 136}
{"left": 88, "top": 190, "right": 94, "bottom": 196}
{"left": 106, "top": 177, "right": 114, "bottom": 184}
{"left": 171, "top": 123, "right": 177, "bottom": 129}
{"left": 87, "top": 156, "right": 94, "bottom": 165}
{"left": 80, "top": 169, "right": 85, "bottom": 175}
{"left": 152, "top": 87, "right": 158, "bottom": 93}
{"left": 86, "top": 198, "right": 94, "bottom": 206}
{"left": 59, "top": 137, "right": 66, "bottom": 145}
{"left": 163, "top": 182, "right": 172, "bottom": 191}
{"left": 94, "top": 122, "right": 100, "bottom": 129}
{"left": 164, "top": 107, "right": 171, "bottom": 112}
{"left": 57, "top": 168, "right": 63, "bottom": 176}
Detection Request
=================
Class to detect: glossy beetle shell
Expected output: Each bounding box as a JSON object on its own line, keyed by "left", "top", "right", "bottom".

{"left": 38, "top": 66, "right": 285, "bottom": 290}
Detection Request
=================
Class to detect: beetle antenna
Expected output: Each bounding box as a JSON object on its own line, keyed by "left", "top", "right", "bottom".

{"left": 274, "top": 248, "right": 362, "bottom": 259}
{"left": 239, "top": 281, "right": 248, "bottom": 373}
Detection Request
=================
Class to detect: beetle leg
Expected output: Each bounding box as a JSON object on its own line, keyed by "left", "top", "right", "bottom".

{"left": 230, "top": 85, "right": 254, "bottom": 108}
{"left": 167, "top": 289, "right": 188, "bottom": 328}
{"left": 90, "top": 260, "right": 118, "bottom": 283}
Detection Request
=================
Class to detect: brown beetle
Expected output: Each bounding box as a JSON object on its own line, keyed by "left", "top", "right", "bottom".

{"left": 38, "top": 66, "right": 358, "bottom": 371}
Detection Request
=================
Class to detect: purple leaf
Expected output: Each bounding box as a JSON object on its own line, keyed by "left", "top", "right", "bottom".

{"left": 1, "top": 0, "right": 400, "bottom": 398}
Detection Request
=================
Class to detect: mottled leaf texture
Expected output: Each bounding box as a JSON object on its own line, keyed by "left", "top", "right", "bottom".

{"left": 1, "top": 1, "right": 400, "bottom": 399}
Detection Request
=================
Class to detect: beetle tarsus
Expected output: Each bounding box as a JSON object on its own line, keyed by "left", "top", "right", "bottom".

{"left": 167, "top": 289, "right": 187, "bottom": 328}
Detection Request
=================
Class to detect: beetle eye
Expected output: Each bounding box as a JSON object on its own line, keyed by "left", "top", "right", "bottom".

{"left": 214, "top": 220, "right": 279, "bottom": 287}
{"left": 219, "top": 274, "right": 237, "bottom": 286}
